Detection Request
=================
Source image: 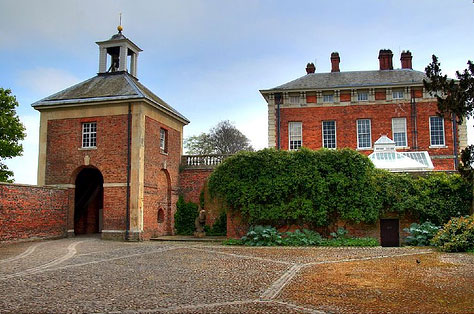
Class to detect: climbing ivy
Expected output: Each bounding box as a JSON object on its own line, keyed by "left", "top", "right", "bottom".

{"left": 208, "top": 148, "right": 471, "bottom": 227}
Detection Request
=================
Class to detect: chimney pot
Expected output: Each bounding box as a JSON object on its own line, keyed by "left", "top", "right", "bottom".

{"left": 378, "top": 49, "right": 393, "bottom": 70}
{"left": 331, "top": 52, "right": 340, "bottom": 72}
{"left": 306, "top": 62, "right": 315, "bottom": 74}
{"left": 400, "top": 50, "right": 413, "bottom": 69}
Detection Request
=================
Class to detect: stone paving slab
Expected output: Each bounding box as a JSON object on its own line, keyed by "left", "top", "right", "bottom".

{"left": 0, "top": 237, "right": 449, "bottom": 313}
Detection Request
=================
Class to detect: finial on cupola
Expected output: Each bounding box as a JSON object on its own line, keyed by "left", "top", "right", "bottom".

{"left": 117, "top": 13, "right": 123, "bottom": 33}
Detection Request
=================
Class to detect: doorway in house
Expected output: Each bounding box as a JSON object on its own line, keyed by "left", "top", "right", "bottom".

{"left": 380, "top": 218, "right": 400, "bottom": 247}
{"left": 74, "top": 168, "right": 104, "bottom": 235}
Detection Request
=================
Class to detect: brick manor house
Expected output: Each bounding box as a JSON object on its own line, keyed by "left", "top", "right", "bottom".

{"left": 31, "top": 27, "right": 189, "bottom": 240}
{"left": 260, "top": 50, "right": 468, "bottom": 170}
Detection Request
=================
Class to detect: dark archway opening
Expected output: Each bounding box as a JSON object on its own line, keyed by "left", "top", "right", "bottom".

{"left": 74, "top": 168, "right": 104, "bottom": 235}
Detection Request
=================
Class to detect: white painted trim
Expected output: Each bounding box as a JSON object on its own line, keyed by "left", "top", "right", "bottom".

{"left": 391, "top": 117, "right": 407, "bottom": 148}
{"left": 103, "top": 183, "right": 129, "bottom": 187}
{"left": 322, "top": 120, "right": 337, "bottom": 149}
{"left": 356, "top": 119, "right": 372, "bottom": 149}
{"left": 46, "top": 184, "right": 75, "bottom": 188}
{"left": 429, "top": 116, "right": 446, "bottom": 147}
{"left": 101, "top": 230, "right": 126, "bottom": 233}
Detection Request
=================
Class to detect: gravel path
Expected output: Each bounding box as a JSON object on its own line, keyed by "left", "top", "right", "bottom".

{"left": 0, "top": 237, "right": 456, "bottom": 313}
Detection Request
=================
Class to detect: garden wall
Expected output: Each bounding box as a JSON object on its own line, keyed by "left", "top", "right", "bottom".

{"left": 0, "top": 183, "right": 70, "bottom": 242}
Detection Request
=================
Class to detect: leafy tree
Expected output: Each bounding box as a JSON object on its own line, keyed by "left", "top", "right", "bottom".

{"left": 184, "top": 120, "right": 253, "bottom": 155}
{"left": 424, "top": 56, "right": 474, "bottom": 179}
{"left": 0, "top": 88, "right": 26, "bottom": 182}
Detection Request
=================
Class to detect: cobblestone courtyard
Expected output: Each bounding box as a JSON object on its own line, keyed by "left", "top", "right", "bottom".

{"left": 0, "top": 237, "right": 473, "bottom": 313}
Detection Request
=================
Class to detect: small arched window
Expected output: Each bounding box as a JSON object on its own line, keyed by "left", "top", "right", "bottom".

{"left": 157, "top": 208, "right": 165, "bottom": 223}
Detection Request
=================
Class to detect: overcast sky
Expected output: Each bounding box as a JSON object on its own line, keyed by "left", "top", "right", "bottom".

{"left": 1, "top": 0, "right": 474, "bottom": 184}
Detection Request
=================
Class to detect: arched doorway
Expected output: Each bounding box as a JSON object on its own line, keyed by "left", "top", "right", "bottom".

{"left": 158, "top": 169, "right": 172, "bottom": 234}
{"left": 74, "top": 168, "right": 104, "bottom": 235}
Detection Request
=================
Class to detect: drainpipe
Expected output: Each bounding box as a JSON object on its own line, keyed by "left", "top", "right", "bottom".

{"left": 276, "top": 93, "right": 281, "bottom": 150}
{"left": 452, "top": 113, "right": 459, "bottom": 169}
{"left": 125, "top": 102, "right": 132, "bottom": 241}
{"left": 410, "top": 89, "right": 418, "bottom": 149}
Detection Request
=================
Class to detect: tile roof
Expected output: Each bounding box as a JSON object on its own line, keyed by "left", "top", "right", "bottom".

{"left": 261, "top": 69, "right": 428, "bottom": 92}
{"left": 32, "top": 72, "right": 189, "bottom": 123}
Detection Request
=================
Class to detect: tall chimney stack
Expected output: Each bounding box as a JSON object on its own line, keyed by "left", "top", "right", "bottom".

{"left": 306, "top": 62, "right": 315, "bottom": 74}
{"left": 331, "top": 52, "right": 340, "bottom": 72}
{"left": 378, "top": 49, "right": 393, "bottom": 70}
{"left": 400, "top": 50, "right": 413, "bottom": 69}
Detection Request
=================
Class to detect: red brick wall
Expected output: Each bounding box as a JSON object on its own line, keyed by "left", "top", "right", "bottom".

{"left": 46, "top": 115, "right": 129, "bottom": 232}
{"left": 143, "top": 116, "right": 181, "bottom": 239}
{"left": 279, "top": 101, "right": 456, "bottom": 170}
{"left": 179, "top": 168, "right": 213, "bottom": 204}
{"left": 0, "top": 183, "right": 69, "bottom": 242}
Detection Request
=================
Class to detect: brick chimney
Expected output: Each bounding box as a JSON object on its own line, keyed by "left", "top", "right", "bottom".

{"left": 378, "top": 49, "right": 393, "bottom": 70}
{"left": 400, "top": 50, "right": 413, "bottom": 69}
{"left": 331, "top": 52, "right": 340, "bottom": 72}
{"left": 306, "top": 62, "right": 315, "bottom": 74}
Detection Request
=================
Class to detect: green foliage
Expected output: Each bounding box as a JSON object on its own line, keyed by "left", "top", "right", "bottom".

{"left": 424, "top": 55, "right": 474, "bottom": 179}
{"left": 231, "top": 226, "right": 378, "bottom": 247}
{"left": 174, "top": 196, "right": 198, "bottom": 235}
{"left": 209, "top": 148, "right": 471, "bottom": 228}
{"left": 209, "top": 148, "right": 379, "bottom": 227}
{"left": 330, "top": 227, "right": 349, "bottom": 239}
{"left": 282, "top": 229, "right": 322, "bottom": 246}
{"left": 0, "top": 88, "right": 26, "bottom": 182}
{"left": 431, "top": 215, "right": 474, "bottom": 252}
{"left": 241, "top": 225, "right": 283, "bottom": 246}
{"left": 403, "top": 222, "right": 440, "bottom": 246}
{"left": 205, "top": 211, "right": 227, "bottom": 236}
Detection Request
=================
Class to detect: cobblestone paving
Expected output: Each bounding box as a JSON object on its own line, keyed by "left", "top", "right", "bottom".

{"left": 0, "top": 237, "right": 433, "bottom": 313}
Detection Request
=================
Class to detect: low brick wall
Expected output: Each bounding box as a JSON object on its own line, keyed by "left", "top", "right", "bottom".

{"left": 0, "top": 183, "right": 70, "bottom": 242}
{"left": 178, "top": 168, "right": 214, "bottom": 205}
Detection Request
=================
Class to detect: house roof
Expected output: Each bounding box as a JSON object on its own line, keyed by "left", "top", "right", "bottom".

{"left": 32, "top": 71, "right": 189, "bottom": 124}
{"left": 261, "top": 69, "right": 428, "bottom": 92}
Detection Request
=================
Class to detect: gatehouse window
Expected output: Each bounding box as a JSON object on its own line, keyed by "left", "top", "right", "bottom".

{"left": 289, "top": 122, "right": 302, "bottom": 150}
{"left": 82, "top": 122, "right": 97, "bottom": 148}
{"left": 160, "top": 128, "right": 168, "bottom": 153}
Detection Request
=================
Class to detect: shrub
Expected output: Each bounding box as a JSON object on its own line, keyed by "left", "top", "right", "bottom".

{"left": 431, "top": 215, "right": 474, "bottom": 252}
{"left": 208, "top": 149, "right": 472, "bottom": 229}
{"left": 174, "top": 196, "right": 198, "bottom": 235}
{"left": 282, "top": 229, "right": 322, "bottom": 246}
{"left": 321, "top": 237, "right": 379, "bottom": 247}
{"left": 206, "top": 211, "right": 227, "bottom": 236}
{"left": 222, "top": 238, "right": 243, "bottom": 245}
{"left": 241, "top": 225, "right": 283, "bottom": 246}
{"left": 403, "top": 221, "right": 440, "bottom": 246}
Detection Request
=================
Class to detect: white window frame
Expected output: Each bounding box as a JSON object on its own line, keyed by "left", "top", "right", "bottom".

{"left": 429, "top": 116, "right": 445, "bottom": 147}
{"left": 356, "top": 119, "right": 372, "bottom": 149}
{"left": 322, "top": 120, "right": 337, "bottom": 149}
{"left": 160, "top": 128, "right": 167, "bottom": 152}
{"left": 357, "top": 91, "right": 369, "bottom": 101}
{"left": 289, "top": 95, "right": 300, "bottom": 105}
{"left": 82, "top": 122, "right": 97, "bottom": 148}
{"left": 323, "top": 94, "right": 334, "bottom": 103}
{"left": 392, "top": 117, "right": 407, "bottom": 147}
{"left": 392, "top": 90, "right": 404, "bottom": 100}
{"left": 288, "top": 122, "right": 302, "bottom": 151}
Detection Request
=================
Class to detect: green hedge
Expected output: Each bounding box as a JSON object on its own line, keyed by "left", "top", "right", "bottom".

{"left": 174, "top": 196, "right": 198, "bottom": 235}
{"left": 208, "top": 148, "right": 472, "bottom": 227}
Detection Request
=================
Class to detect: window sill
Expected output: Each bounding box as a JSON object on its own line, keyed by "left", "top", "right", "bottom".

{"left": 78, "top": 147, "right": 97, "bottom": 151}
{"left": 160, "top": 150, "right": 168, "bottom": 156}
{"left": 429, "top": 145, "right": 448, "bottom": 149}
{"left": 356, "top": 147, "right": 372, "bottom": 151}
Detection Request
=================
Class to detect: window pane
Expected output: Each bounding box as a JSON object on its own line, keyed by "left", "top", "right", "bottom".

{"left": 323, "top": 94, "right": 334, "bottom": 103}
{"left": 357, "top": 119, "right": 371, "bottom": 149}
{"left": 322, "top": 121, "right": 336, "bottom": 149}
{"left": 289, "top": 122, "right": 302, "bottom": 150}
{"left": 82, "top": 122, "right": 97, "bottom": 148}
{"left": 392, "top": 118, "right": 407, "bottom": 147}
{"left": 358, "top": 92, "right": 368, "bottom": 101}
{"left": 393, "top": 90, "right": 404, "bottom": 99}
{"left": 430, "top": 117, "right": 445, "bottom": 146}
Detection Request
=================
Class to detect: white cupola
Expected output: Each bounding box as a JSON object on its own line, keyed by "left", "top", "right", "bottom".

{"left": 96, "top": 25, "right": 142, "bottom": 77}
